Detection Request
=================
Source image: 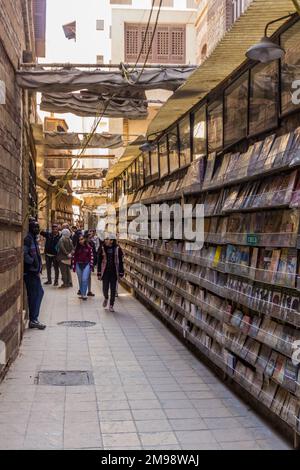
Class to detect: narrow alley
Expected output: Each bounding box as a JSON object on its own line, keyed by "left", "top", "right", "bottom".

{"left": 0, "top": 275, "right": 290, "bottom": 450}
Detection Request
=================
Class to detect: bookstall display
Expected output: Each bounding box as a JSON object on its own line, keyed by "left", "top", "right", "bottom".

{"left": 111, "top": 16, "right": 300, "bottom": 446}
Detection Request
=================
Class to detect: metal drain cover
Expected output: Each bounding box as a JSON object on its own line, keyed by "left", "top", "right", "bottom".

{"left": 37, "top": 370, "right": 94, "bottom": 386}
{"left": 57, "top": 321, "right": 96, "bottom": 328}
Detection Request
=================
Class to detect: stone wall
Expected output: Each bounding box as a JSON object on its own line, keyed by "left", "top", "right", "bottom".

{"left": 0, "top": 0, "right": 32, "bottom": 379}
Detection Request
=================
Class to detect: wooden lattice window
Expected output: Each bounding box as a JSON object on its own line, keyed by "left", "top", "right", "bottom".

{"left": 125, "top": 24, "right": 186, "bottom": 64}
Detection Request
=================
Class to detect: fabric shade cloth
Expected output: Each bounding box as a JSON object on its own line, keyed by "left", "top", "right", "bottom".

{"left": 40, "top": 90, "right": 149, "bottom": 119}
{"left": 16, "top": 67, "right": 196, "bottom": 93}
{"left": 35, "top": 132, "right": 123, "bottom": 149}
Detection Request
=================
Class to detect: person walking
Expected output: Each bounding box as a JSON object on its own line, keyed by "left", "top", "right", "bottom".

{"left": 72, "top": 234, "right": 94, "bottom": 300}
{"left": 86, "top": 230, "right": 97, "bottom": 297}
{"left": 40, "top": 224, "right": 61, "bottom": 286}
{"left": 97, "top": 235, "right": 124, "bottom": 313}
{"left": 23, "top": 220, "right": 46, "bottom": 330}
{"left": 57, "top": 229, "right": 74, "bottom": 288}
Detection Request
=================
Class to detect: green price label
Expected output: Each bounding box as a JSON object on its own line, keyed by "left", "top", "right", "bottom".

{"left": 247, "top": 234, "right": 259, "bottom": 246}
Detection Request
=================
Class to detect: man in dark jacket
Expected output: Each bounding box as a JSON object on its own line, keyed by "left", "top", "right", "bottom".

{"left": 40, "top": 224, "right": 61, "bottom": 286}
{"left": 97, "top": 235, "right": 124, "bottom": 312}
{"left": 24, "top": 220, "right": 46, "bottom": 330}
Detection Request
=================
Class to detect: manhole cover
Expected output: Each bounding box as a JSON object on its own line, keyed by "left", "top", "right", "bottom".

{"left": 57, "top": 321, "right": 96, "bottom": 328}
{"left": 37, "top": 370, "right": 94, "bottom": 386}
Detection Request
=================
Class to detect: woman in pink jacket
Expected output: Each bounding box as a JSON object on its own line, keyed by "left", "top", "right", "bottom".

{"left": 72, "top": 234, "right": 94, "bottom": 300}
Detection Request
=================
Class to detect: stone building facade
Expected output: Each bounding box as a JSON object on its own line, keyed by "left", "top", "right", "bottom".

{"left": 0, "top": 0, "right": 46, "bottom": 379}
{"left": 195, "top": 0, "right": 253, "bottom": 64}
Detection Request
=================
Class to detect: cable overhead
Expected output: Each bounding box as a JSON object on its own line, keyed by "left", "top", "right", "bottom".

{"left": 129, "top": 0, "right": 155, "bottom": 73}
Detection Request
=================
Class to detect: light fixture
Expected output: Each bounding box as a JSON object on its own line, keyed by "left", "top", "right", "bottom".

{"left": 246, "top": 13, "right": 294, "bottom": 63}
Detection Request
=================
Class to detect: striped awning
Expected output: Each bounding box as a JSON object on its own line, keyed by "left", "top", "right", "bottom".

{"left": 147, "top": 0, "right": 297, "bottom": 138}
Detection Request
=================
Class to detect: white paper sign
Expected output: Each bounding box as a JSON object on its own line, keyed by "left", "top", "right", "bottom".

{"left": 0, "top": 80, "right": 6, "bottom": 105}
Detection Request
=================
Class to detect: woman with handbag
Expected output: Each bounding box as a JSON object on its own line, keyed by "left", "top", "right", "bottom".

{"left": 72, "top": 234, "right": 94, "bottom": 300}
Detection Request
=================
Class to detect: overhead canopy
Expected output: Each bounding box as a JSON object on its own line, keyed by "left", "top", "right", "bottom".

{"left": 40, "top": 90, "right": 149, "bottom": 119}
{"left": 47, "top": 168, "right": 106, "bottom": 181}
{"left": 35, "top": 132, "right": 123, "bottom": 149}
{"left": 74, "top": 188, "right": 108, "bottom": 195}
{"left": 17, "top": 67, "right": 196, "bottom": 94}
{"left": 105, "top": 136, "right": 146, "bottom": 184}
{"left": 147, "top": 0, "right": 296, "bottom": 138}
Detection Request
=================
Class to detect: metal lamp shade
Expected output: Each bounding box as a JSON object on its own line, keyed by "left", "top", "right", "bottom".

{"left": 246, "top": 37, "right": 285, "bottom": 63}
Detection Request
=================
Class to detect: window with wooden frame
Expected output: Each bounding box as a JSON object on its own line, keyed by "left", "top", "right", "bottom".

{"left": 159, "top": 136, "right": 169, "bottom": 178}
{"left": 178, "top": 115, "right": 191, "bottom": 167}
{"left": 192, "top": 105, "right": 207, "bottom": 160}
{"left": 224, "top": 72, "right": 248, "bottom": 147}
{"left": 144, "top": 151, "right": 151, "bottom": 184}
{"left": 138, "top": 154, "right": 144, "bottom": 188}
{"left": 127, "top": 166, "right": 133, "bottom": 193}
{"left": 281, "top": 21, "right": 300, "bottom": 116}
{"left": 125, "top": 24, "right": 186, "bottom": 64}
{"left": 150, "top": 145, "right": 159, "bottom": 180}
{"left": 168, "top": 126, "right": 180, "bottom": 173}
{"left": 208, "top": 98, "right": 223, "bottom": 152}
{"left": 249, "top": 61, "right": 279, "bottom": 136}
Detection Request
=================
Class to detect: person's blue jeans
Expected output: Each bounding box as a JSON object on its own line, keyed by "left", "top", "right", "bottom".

{"left": 24, "top": 273, "right": 44, "bottom": 322}
{"left": 76, "top": 263, "right": 91, "bottom": 297}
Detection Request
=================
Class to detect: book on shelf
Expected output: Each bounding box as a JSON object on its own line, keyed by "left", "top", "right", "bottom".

{"left": 272, "top": 354, "right": 286, "bottom": 384}
{"left": 282, "top": 359, "right": 298, "bottom": 393}
{"left": 271, "top": 388, "right": 288, "bottom": 416}
{"left": 252, "top": 134, "right": 276, "bottom": 173}
{"left": 282, "top": 395, "right": 299, "bottom": 428}
{"left": 265, "top": 350, "right": 278, "bottom": 377}
{"left": 244, "top": 338, "right": 260, "bottom": 364}
{"left": 251, "top": 374, "right": 264, "bottom": 398}
{"left": 203, "top": 152, "right": 217, "bottom": 186}
{"left": 276, "top": 248, "right": 297, "bottom": 288}
{"left": 259, "top": 380, "right": 277, "bottom": 408}
{"left": 248, "top": 140, "right": 264, "bottom": 174}
{"left": 256, "top": 344, "right": 271, "bottom": 374}
{"left": 225, "top": 152, "right": 240, "bottom": 181}
{"left": 266, "top": 132, "right": 294, "bottom": 168}
{"left": 289, "top": 126, "right": 300, "bottom": 167}
{"left": 256, "top": 249, "right": 280, "bottom": 284}
{"left": 222, "top": 186, "right": 240, "bottom": 212}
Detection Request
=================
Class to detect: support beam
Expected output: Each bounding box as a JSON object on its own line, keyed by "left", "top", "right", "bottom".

{"left": 44, "top": 154, "right": 115, "bottom": 159}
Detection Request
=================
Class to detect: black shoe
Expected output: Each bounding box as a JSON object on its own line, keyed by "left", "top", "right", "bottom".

{"left": 44, "top": 281, "right": 52, "bottom": 285}
{"left": 59, "top": 284, "right": 68, "bottom": 289}
{"left": 69, "top": 284, "right": 73, "bottom": 288}
{"left": 87, "top": 292, "right": 95, "bottom": 297}
{"left": 54, "top": 281, "right": 59, "bottom": 287}
{"left": 77, "top": 290, "right": 81, "bottom": 295}
{"left": 82, "top": 297, "right": 88, "bottom": 301}
{"left": 29, "top": 321, "right": 46, "bottom": 330}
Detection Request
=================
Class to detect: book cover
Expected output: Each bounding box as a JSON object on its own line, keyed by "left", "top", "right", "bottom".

{"left": 283, "top": 359, "right": 298, "bottom": 393}
{"left": 271, "top": 388, "right": 288, "bottom": 415}
{"left": 255, "top": 134, "right": 276, "bottom": 171}
{"left": 272, "top": 354, "right": 286, "bottom": 384}
{"left": 265, "top": 351, "right": 278, "bottom": 377}
{"left": 204, "top": 152, "right": 217, "bottom": 186}
{"left": 248, "top": 140, "right": 264, "bottom": 175}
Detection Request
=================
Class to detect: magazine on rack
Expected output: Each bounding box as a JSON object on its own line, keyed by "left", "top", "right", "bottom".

{"left": 290, "top": 173, "right": 300, "bottom": 207}
{"left": 259, "top": 380, "right": 277, "bottom": 408}
{"left": 271, "top": 388, "right": 288, "bottom": 415}
{"left": 225, "top": 152, "right": 240, "bottom": 181}
{"left": 248, "top": 140, "right": 264, "bottom": 175}
{"left": 203, "top": 152, "right": 217, "bottom": 186}
{"left": 266, "top": 132, "right": 294, "bottom": 168}
{"left": 213, "top": 153, "right": 231, "bottom": 184}
{"left": 271, "top": 170, "right": 298, "bottom": 206}
{"left": 289, "top": 127, "right": 300, "bottom": 167}
{"left": 251, "top": 134, "right": 276, "bottom": 173}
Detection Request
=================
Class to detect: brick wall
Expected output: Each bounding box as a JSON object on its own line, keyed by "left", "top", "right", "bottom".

{"left": 0, "top": 0, "right": 33, "bottom": 380}
{"left": 195, "top": 0, "right": 254, "bottom": 63}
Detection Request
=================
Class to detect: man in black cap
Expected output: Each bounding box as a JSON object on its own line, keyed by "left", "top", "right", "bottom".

{"left": 23, "top": 219, "right": 46, "bottom": 330}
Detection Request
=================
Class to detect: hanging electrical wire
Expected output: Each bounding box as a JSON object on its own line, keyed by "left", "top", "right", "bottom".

{"left": 129, "top": 0, "right": 155, "bottom": 73}
{"left": 121, "top": 0, "right": 163, "bottom": 86}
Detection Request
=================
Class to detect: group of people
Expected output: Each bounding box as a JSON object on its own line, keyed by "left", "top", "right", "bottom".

{"left": 23, "top": 218, "right": 124, "bottom": 331}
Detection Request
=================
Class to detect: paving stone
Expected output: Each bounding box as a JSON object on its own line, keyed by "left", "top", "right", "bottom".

{"left": 0, "top": 282, "right": 291, "bottom": 450}
{"left": 139, "top": 432, "right": 179, "bottom": 447}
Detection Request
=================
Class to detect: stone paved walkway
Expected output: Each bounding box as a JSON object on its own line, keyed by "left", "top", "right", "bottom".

{"left": 0, "top": 274, "right": 291, "bottom": 450}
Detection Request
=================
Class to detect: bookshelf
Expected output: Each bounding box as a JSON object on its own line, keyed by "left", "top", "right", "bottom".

{"left": 116, "top": 127, "right": 300, "bottom": 444}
